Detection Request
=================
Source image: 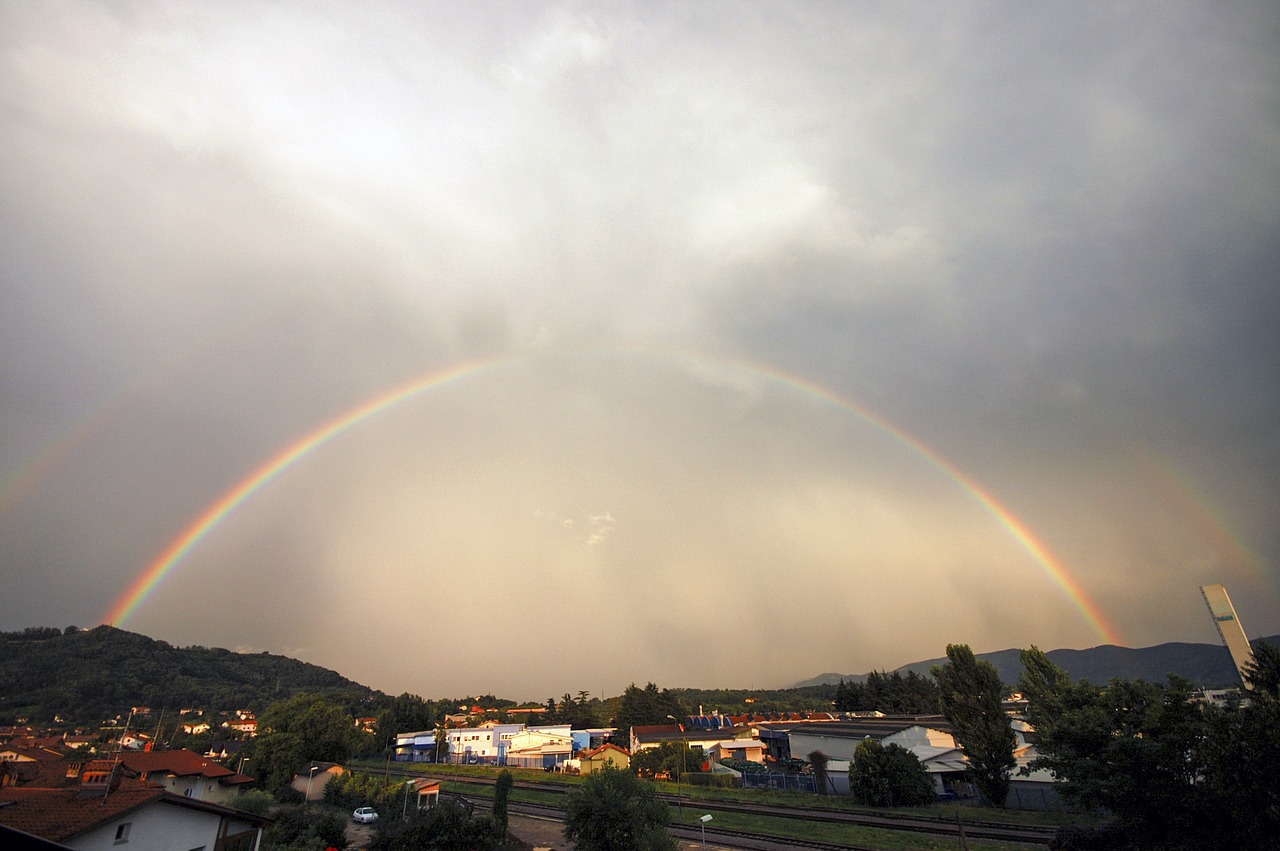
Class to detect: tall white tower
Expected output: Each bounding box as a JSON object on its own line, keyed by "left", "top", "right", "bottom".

{"left": 1200, "top": 583, "right": 1255, "bottom": 687}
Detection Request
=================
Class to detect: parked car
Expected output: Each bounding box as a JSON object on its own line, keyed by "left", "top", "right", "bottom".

{"left": 352, "top": 807, "right": 379, "bottom": 824}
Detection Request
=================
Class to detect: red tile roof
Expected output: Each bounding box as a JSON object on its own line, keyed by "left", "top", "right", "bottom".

{"left": 118, "top": 750, "right": 252, "bottom": 785}
{"left": 0, "top": 774, "right": 162, "bottom": 841}
{"left": 580, "top": 744, "right": 630, "bottom": 759}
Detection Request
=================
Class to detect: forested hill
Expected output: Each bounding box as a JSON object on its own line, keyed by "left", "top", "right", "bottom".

{"left": 796, "top": 635, "right": 1280, "bottom": 689}
{"left": 0, "top": 625, "right": 378, "bottom": 723}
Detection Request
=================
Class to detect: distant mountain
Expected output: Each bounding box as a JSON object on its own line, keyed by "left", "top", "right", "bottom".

{"left": 0, "top": 625, "right": 379, "bottom": 723}
{"left": 796, "top": 635, "right": 1280, "bottom": 689}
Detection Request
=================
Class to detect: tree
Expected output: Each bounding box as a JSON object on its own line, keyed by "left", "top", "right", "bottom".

{"left": 493, "top": 769, "right": 513, "bottom": 838}
{"left": 932, "top": 644, "right": 1015, "bottom": 806}
{"left": 254, "top": 692, "right": 368, "bottom": 791}
{"left": 1244, "top": 639, "right": 1280, "bottom": 698}
{"left": 808, "top": 750, "right": 831, "bottom": 796}
{"left": 1021, "top": 646, "right": 1280, "bottom": 849}
{"left": 630, "top": 741, "right": 701, "bottom": 781}
{"left": 376, "top": 693, "right": 438, "bottom": 746}
{"left": 562, "top": 766, "right": 676, "bottom": 851}
{"left": 613, "top": 683, "right": 685, "bottom": 744}
{"left": 849, "top": 739, "right": 936, "bottom": 807}
{"left": 371, "top": 799, "right": 500, "bottom": 851}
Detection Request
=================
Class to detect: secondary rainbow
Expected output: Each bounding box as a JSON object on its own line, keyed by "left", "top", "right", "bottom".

{"left": 104, "top": 345, "right": 1123, "bottom": 644}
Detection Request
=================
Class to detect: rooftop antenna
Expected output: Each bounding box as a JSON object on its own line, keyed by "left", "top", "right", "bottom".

{"left": 1200, "top": 583, "right": 1255, "bottom": 688}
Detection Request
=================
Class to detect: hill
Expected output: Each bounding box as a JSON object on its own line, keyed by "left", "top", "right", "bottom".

{"left": 0, "top": 625, "right": 379, "bottom": 724}
{"left": 796, "top": 635, "right": 1280, "bottom": 689}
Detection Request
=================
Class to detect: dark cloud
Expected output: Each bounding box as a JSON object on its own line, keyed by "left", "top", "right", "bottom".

{"left": 1, "top": 2, "right": 1276, "bottom": 697}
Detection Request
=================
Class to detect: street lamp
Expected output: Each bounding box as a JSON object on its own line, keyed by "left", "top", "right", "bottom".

{"left": 402, "top": 779, "right": 415, "bottom": 820}
{"left": 666, "top": 715, "right": 688, "bottom": 811}
{"left": 699, "top": 814, "right": 712, "bottom": 849}
{"left": 305, "top": 765, "right": 318, "bottom": 802}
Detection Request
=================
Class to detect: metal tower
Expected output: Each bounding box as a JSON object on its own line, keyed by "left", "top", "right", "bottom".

{"left": 1200, "top": 583, "right": 1255, "bottom": 687}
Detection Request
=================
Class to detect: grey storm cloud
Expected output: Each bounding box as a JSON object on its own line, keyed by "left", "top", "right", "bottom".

{"left": 1, "top": 1, "right": 1277, "bottom": 698}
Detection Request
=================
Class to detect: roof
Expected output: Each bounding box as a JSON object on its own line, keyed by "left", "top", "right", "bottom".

{"left": 0, "top": 747, "right": 64, "bottom": 762}
{"left": 712, "top": 740, "right": 763, "bottom": 751}
{"left": 766, "top": 716, "right": 954, "bottom": 740}
{"left": 0, "top": 763, "right": 165, "bottom": 843}
{"left": 119, "top": 750, "right": 252, "bottom": 785}
{"left": 579, "top": 744, "right": 630, "bottom": 759}
{"left": 0, "top": 763, "right": 268, "bottom": 843}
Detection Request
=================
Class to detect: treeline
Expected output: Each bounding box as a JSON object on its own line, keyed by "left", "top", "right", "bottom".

{"left": 0, "top": 625, "right": 376, "bottom": 723}
{"left": 833, "top": 669, "right": 939, "bottom": 714}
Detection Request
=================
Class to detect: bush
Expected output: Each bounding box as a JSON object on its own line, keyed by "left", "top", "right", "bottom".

{"left": 274, "top": 784, "right": 305, "bottom": 805}
{"left": 370, "top": 799, "right": 500, "bottom": 851}
{"left": 849, "top": 739, "right": 935, "bottom": 807}
{"left": 226, "top": 789, "right": 273, "bottom": 816}
{"left": 563, "top": 767, "right": 676, "bottom": 850}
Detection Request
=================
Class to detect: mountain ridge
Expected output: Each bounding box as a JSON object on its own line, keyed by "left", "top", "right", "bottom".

{"left": 794, "top": 635, "right": 1280, "bottom": 689}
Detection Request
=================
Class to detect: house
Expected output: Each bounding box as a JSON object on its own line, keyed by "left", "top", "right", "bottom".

{"left": 119, "top": 732, "right": 151, "bottom": 751}
{"left": 182, "top": 722, "right": 212, "bottom": 735}
{"left": 61, "top": 735, "right": 98, "bottom": 752}
{"left": 707, "top": 739, "right": 765, "bottom": 764}
{"left": 578, "top": 744, "right": 630, "bottom": 775}
{"left": 393, "top": 730, "right": 439, "bottom": 763}
{"left": 630, "top": 723, "right": 760, "bottom": 758}
{"left": 503, "top": 727, "right": 574, "bottom": 770}
{"left": 291, "top": 762, "right": 345, "bottom": 802}
{"left": 407, "top": 777, "right": 441, "bottom": 811}
{"left": 0, "top": 760, "right": 268, "bottom": 851}
{"left": 445, "top": 724, "right": 523, "bottom": 765}
{"left": 117, "top": 749, "right": 254, "bottom": 805}
{"left": 767, "top": 716, "right": 957, "bottom": 764}
{"left": 204, "top": 740, "right": 245, "bottom": 761}
{"left": 0, "top": 746, "right": 65, "bottom": 763}
{"left": 222, "top": 719, "right": 257, "bottom": 736}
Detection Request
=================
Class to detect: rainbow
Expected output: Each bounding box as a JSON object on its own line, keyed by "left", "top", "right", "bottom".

{"left": 0, "top": 303, "right": 299, "bottom": 520}
{"left": 1136, "top": 448, "right": 1273, "bottom": 594}
{"left": 103, "top": 344, "right": 1124, "bottom": 644}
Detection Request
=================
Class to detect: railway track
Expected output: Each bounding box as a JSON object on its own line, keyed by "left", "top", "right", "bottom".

{"left": 385, "top": 766, "right": 1056, "bottom": 846}
{"left": 475, "top": 796, "right": 889, "bottom": 850}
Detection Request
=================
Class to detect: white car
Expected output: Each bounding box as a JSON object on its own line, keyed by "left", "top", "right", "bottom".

{"left": 352, "top": 807, "right": 379, "bottom": 824}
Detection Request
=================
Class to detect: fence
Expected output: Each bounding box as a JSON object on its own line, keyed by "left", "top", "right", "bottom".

{"left": 740, "top": 772, "right": 817, "bottom": 793}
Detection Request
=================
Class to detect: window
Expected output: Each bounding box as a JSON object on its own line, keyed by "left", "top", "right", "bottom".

{"left": 114, "top": 822, "right": 131, "bottom": 844}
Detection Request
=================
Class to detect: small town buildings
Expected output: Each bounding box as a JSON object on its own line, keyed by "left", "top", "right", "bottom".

{"left": 0, "top": 760, "right": 268, "bottom": 851}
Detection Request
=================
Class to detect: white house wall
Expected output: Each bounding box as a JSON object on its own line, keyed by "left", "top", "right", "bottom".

{"left": 68, "top": 800, "right": 259, "bottom": 851}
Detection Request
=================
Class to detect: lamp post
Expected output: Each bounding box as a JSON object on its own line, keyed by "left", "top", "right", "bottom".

{"left": 699, "top": 814, "right": 712, "bottom": 849}
{"left": 402, "top": 779, "right": 415, "bottom": 820}
{"left": 305, "top": 765, "right": 318, "bottom": 802}
{"left": 666, "top": 715, "right": 687, "bottom": 813}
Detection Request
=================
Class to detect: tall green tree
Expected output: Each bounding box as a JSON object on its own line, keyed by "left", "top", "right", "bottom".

{"left": 613, "top": 683, "right": 684, "bottom": 744}
{"left": 376, "top": 693, "right": 438, "bottom": 745}
{"left": 562, "top": 766, "right": 676, "bottom": 851}
{"left": 492, "top": 769, "right": 513, "bottom": 838}
{"left": 932, "top": 643, "right": 1015, "bottom": 807}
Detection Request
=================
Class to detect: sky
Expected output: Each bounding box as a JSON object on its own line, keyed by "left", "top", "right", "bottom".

{"left": 2, "top": 1, "right": 1278, "bottom": 701}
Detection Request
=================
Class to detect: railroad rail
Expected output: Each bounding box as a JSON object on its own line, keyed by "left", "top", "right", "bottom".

{"left": 381, "top": 765, "right": 1056, "bottom": 846}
